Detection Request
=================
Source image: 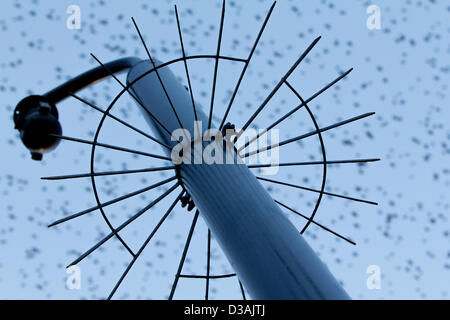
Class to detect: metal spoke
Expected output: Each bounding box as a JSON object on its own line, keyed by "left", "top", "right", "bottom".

{"left": 107, "top": 190, "right": 184, "bottom": 300}
{"left": 51, "top": 134, "right": 172, "bottom": 161}
{"left": 67, "top": 183, "right": 179, "bottom": 268}
{"left": 218, "top": 1, "right": 276, "bottom": 130}
{"left": 69, "top": 92, "right": 171, "bottom": 150}
{"left": 48, "top": 176, "right": 176, "bottom": 227}
{"left": 207, "top": 0, "right": 226, "bottom": 130}
{"left": 237, "top": 36, "right": 321, "bottom": 138}
{"left": 237, "top": 68, "right": 353, "bottom": 152}
{"left": 179, "top": 273, "right": 236, "bottom": 279}
{"left": 238, "top": 280, "right": 246, "bottom": 300}
{"left": 174, "top": 5, "right": 198, "bottom": 121}
{"left": 168, "top": 209, "right": 200, "bottom": 300}
{"left": 206, "top": 228, "right": 212, "bottom": 300}
{"left": 257, "top": 176, "right": 377, "bottom": 205}
{"left": 131, "top": 18, "right": 185, "bottom": 130}
{"left": 241, "top": 112, "right": 375, "bottom": 158}
{"left": 248, "top": 158, "right": 380, "bottom": 169}
{"left": 42, "top": 165, "right": 176, "bottom": 181}
{"left": 275, "top": 199, "right": 355, "bottom": 245}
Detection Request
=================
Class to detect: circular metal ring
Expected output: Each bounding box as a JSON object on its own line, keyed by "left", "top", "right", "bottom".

{"left": 88, "top": 54, "right": 327, "bottom": 262}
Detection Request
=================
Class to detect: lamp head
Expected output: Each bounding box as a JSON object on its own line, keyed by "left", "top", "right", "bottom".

{"left": 13, "top": 95, "right": 62, "bottom": 161}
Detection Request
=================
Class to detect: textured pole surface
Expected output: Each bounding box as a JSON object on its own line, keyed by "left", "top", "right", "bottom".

{"left": 127, "top": 60, "right": 350, "bottom": 299}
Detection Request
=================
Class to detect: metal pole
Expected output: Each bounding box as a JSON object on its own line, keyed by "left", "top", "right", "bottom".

{"left": 127, "top": 60, "right": 350, "bottom": 300}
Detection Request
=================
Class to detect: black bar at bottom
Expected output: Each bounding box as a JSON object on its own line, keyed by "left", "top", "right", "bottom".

{"left": 0, "top": 300, "right": 446, "bottom": 319}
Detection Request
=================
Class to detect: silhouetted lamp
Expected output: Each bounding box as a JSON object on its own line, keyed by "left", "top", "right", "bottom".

{"left": 13, "top": 57, "right": 141, "bottom": 160}
{"left": 14, "top": 95, "right": 62, "bottom": 160}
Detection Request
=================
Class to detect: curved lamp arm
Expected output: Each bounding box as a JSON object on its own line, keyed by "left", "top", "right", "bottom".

{"left": 44, "top": 57, "right": 142, "bottom": 104}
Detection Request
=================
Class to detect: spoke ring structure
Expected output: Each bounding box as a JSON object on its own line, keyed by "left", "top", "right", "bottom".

{"left": 89, "top": 55, "right": 328, "bottom": 251}
{"left": 43, "top": 1, "right": 379, "bottom": 299}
